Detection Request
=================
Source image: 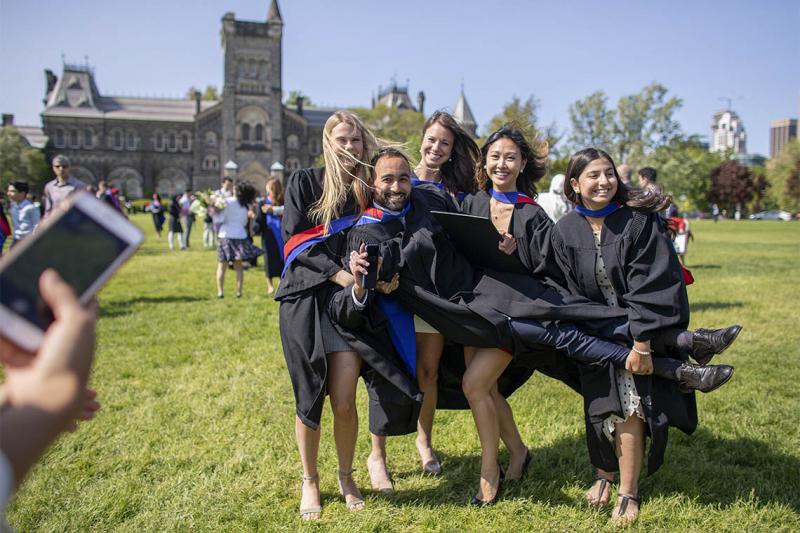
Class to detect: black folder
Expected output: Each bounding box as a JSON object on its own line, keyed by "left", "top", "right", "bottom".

{"left": 431, "top": 211, "right": 528, "bottom": 274}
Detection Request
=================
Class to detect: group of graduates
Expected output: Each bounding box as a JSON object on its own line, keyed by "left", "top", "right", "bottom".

{"left": 275, "top": 110, "right": 742, "bottom": 526}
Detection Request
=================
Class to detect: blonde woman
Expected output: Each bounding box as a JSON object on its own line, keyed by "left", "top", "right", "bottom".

{"left": 275, "top": 111, "right": 377, "bottom": 520}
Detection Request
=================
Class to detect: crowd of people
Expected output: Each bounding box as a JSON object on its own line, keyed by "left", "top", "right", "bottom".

{"left": 276, "top": 110, "right": 742, "bottom": 526}
{"left": 1, "top": 111, "right": 744, "bottom": 530}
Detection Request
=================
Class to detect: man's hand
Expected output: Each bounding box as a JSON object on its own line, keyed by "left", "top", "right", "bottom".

{"left": 498, "top": 233, "right": 517, "bottom": 255}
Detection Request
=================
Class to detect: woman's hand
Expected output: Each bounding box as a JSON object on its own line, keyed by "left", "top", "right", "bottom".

{"left": 261, "top": 204, "right": 272, "bottom": 215}
{"left": 376, "top": 272, "right": 399, "bottom": 294}
{"left": 498, "top": 233, "right": 517, "bottom": 255}
{"left": 626, "top": 350, "right": 653, "bottom": 375}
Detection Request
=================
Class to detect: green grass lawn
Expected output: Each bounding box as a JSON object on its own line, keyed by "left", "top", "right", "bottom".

{"left": 7, "top": 216, "right": 800, "bottom": 532}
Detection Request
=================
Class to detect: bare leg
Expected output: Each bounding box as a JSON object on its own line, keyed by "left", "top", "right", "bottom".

{"left": 327, "top": 350, "right": 364, "bottom": 510}
{"left": 215, "top": 262, "right": 225, "bottom": 297}
{"left": 296, "top": 415, "right": 321, "bottom": 520}
{"left": 266, "top": 276, "right": 275, "bottom": 294}
{"left": 233, "top": 260, "right": 244, "bottom": 296}
{"left": 367, "top": 433, "right": 393, "bottom": 492}
{"left": 168, "top": 230, "right": 175, "bottom": 249}
{"left": 611, "top": 415, "right": 645, "bottom": 525}
{"left": 492, "top": 385, "right": 528, "bottom": 480}
{"left": 462, "top": 347, "right": 512, "bottom": 503}
{"left": 416, "top": 332, "right": 444, "bottom": 469}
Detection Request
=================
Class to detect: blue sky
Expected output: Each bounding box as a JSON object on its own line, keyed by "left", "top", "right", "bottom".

{"left": 1, "top": 0, "right": 797, "bottom": 156}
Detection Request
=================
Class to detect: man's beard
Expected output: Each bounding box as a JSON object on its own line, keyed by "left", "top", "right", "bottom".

{"left": 378, "top": 191, "right": 408, "bottom": 211}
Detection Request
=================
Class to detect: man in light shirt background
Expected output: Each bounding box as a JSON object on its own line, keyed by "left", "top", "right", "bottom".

{"left": 43, "top": 155, "right": 87, "bottom": 217}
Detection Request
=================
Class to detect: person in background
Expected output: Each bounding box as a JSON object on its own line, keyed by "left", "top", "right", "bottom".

{"left": 253, "top": 178, "right": 284, "bottom": 294}
{"left": 536, "top": 174, "right": 572, "bottom": 222}
{"left": 190, "top": 193, "right": 213, "bottom": 249}
{"left": 96, "top": 180, "right": 122, "bottom": 212}
{"left": 0, "top": 192, "right": 10, "bottom": 256}
{"left": 179, "top": 191, "right": 194, "bottom": 248}
{"left": 0, "top": 270, "right": 100, "bottom": 533}
{"left": 167, "top": 194, "right": 185, "bottom": 250}
{"left": 43, "top": 155, "right": 87, "bottom": 217}
{"left": 637, "top": 167, "right": 657, "bottom": 190}
{"left": 147, "top": 193, "right": 166, "bottom": 239}
{"left": 215, "top": 181, "right": 263, "bottom": 299}
{"left": 712, "top": 203, "right": 720, "bottom": 222}
{"left": 6, "top": 181, "right": 40, "bottom": 248}
{"left": 617, "top": 163, "right": 632, "bottom": 186}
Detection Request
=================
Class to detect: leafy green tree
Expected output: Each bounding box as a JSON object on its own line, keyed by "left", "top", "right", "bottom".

{"left": 286, "top": 91, "right": 313, "bottom": 107}
{"left": 767, "top": 139, "right": 800, "bottom": 212}
{"left": 639, "top": 136, "right": 724, "bottom": 210}
{"left": 568, "top": 91, "right": 614, "bottom": 152}
{"left": 0, "top": 127, "right": 49, "bottom": 191}
{"left": 352, "top": 105, "right": 425, "bottom": 159}
{"left": 483, "top": 95, "right": 560, "bottom": 155}
{"left": 185, "top": 85, "right": 219, "bottom": 100}
{"left": 567, "top": 83, "right": 683, "bottom": 168}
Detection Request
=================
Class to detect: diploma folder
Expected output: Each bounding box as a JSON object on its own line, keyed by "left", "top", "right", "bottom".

{"left": 431, "top": 211, "right": 529, "bottom": 274}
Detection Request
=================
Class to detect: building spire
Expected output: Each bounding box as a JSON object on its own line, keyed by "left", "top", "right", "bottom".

{"left": 267, "top": 0, "right": 283, "bottom": 23}
{"left": 453, "top": 89, "right": 477, "bottom": 137}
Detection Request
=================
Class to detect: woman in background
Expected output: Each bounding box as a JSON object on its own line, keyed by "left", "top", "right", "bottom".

{"left": 215, "top": 181, "right": 263, "bottom": 299}
{"left": 254, "top": 178, "right": 285, "bottom": 294}
{"left": 148, "top": 193, "right": 166, "bottom": 239}
{"left": 167, "top": 194, "right": 184, "bottom": 250}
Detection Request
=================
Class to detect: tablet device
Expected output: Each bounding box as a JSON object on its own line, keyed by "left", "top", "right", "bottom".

{"left": 0, "top": 191, "right": 143, "bottom": 351}
{"left": 431, "top": 211, "right": 528, "bottom": 274}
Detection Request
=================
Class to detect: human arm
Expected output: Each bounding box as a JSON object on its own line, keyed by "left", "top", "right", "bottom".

{"left": 0, "top": 270, "right": 96, "bottom": 488}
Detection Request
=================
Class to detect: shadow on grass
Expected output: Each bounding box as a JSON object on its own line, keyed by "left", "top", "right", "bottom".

{"left": 690, "top": 301, "right": 744, "bottom": 312}
{"left": 353, "top": 430, "right": 799, "bottom": 512}
{"left": 100, "top": 295, "right": 207, "bottom": 317}
{"left": 688, "top": 264, "right": 722, "bottom": 269}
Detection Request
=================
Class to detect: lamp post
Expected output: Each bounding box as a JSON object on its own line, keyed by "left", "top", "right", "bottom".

{"left": 270, "top": 161, "right": 285, "bottom": 184}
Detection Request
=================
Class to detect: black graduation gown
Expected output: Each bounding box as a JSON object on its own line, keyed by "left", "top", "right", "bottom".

{"left": 275, "top": 168, "right": 357, "bottom": 430}
{"left": 252, "top": 199, "right": 284, "bottom": 278}
{"left": 551, "top": 207, "right": 697, "bottom": 474}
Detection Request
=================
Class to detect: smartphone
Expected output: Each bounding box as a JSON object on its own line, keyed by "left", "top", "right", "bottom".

{"left": 362, "top": 243, "right": 379, "bottom": 290}
{"left": 0, "top": 191, "right": 143, "bottom": 351}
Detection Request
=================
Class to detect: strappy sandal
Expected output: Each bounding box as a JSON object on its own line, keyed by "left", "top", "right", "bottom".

{"left": 299, "top": 474, "right": 321, "bottom": 521}
{"left": 610, "top": 493, "right": 641, "bottom": 527}
{"left": 586, "top": 474, "right": 614, "bottom": 508}
{"left": 337, "top": 469, "right": 365, "bottom": 511}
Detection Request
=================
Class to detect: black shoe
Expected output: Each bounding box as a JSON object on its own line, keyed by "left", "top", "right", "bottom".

{"left": 470, "top": 465, "right": 505, "bottom": 507}
{"left": 506, "top": 449, "right": 532, "bottom": 482}
{"left": 677, "top": 363, "right": 734, "bottom": 393}
{"left": 691, "top": 325, "right": 742, "bottom": 365}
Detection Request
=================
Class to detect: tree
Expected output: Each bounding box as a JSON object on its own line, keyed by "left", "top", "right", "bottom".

{"left": 483, "top": 95, "right": 559, "bottom": 155}
{"left": 0, "top": 127, "right": 49, "bottom": 192}
{"left": 767, "top": 139, "right": 800, "bottom": 212}
{"left": 185, "top": 85, "right": 219, "bottom": 100}
{"left": 286, "top": 91, "right": 313, "bottom": 107}
{"left": 640, "top": 136, "right": 724, "bottom": 211}
{"left": 708, "top": 160, "right": 757, "bottom": 214}
{"left": 568, "top": 91, "right": 613, "bottom": 152}
{"left": 567, "top": 83, "right": 683, "bottom": 167}
{"left": 352, "top": 105, "right": 425, "bottom": 158}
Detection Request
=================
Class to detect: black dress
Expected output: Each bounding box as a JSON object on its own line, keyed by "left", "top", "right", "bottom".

{"left": 551, "top": 207, "right": 696, "bottom": 474}
{"left": 168, "top": 201, "right": 182, "bottom": 233}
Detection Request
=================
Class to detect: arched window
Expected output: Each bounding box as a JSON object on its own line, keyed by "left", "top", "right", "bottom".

{"left": 69, "top": 129, "right": 80, "bottom": 148}
{"left": 54, "top": 128, "right": 65, "bottom": 148}
{"left": 205, "top": 131, "right": 217, "bottom": 146}
{"left": 203, "top": 155, "right": 219, "bottom": 170}
{"left": 113, "top": 130, "right": 123, "bottom": 150}
{"left": 168, "top": 133, "right": 176, "bottom": 151}
{"left": 286, "top": 157, "right": 301, "bottom": 171}
{"left": 255, "top": 124, "right": 263, "bottom": 142}
{"left": 126, "top": 131, "right": 136, "bottom": 150}
{"left": 241, "top": 124, "right": 251, "bottom": 142}
{"left": 181, "top": 132, "right": 191, "bottom": 151}
{"left": 154, "top": 132, "right": 164, "bottom": 152}
{"left": 286, "top": 134, "right": 299, "bottom": 151}
{"left": 83, "top": 129, "right": 93, "bottom": 148}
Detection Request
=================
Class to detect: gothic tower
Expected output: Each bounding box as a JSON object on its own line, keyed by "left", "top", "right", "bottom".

{"left": 220, "top": 0, "right": 284, "bottom": 187}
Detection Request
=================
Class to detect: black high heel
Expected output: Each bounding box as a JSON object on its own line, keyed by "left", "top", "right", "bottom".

{"left": 470, "top": 464, "right": 505, "bottom": 507}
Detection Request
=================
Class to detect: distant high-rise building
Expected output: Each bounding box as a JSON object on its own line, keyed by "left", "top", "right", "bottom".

{"left": 710, "top": 110, "right": 746, "bottom": 154}
{"left": 769, "top": 118, "right": 797, "bottom": 158}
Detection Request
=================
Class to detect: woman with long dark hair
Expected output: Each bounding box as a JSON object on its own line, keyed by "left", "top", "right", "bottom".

{"left": 167, "top": 194, "right": 184, "bottom": 250}
{"left": 214, "top": 181, "right": 263, "bottom": 298}
{"left": 148, "top": 193, "right": 165, "bottom": 239}
{"left": 552, "top": 148, "right": 741, "bottom": 525}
